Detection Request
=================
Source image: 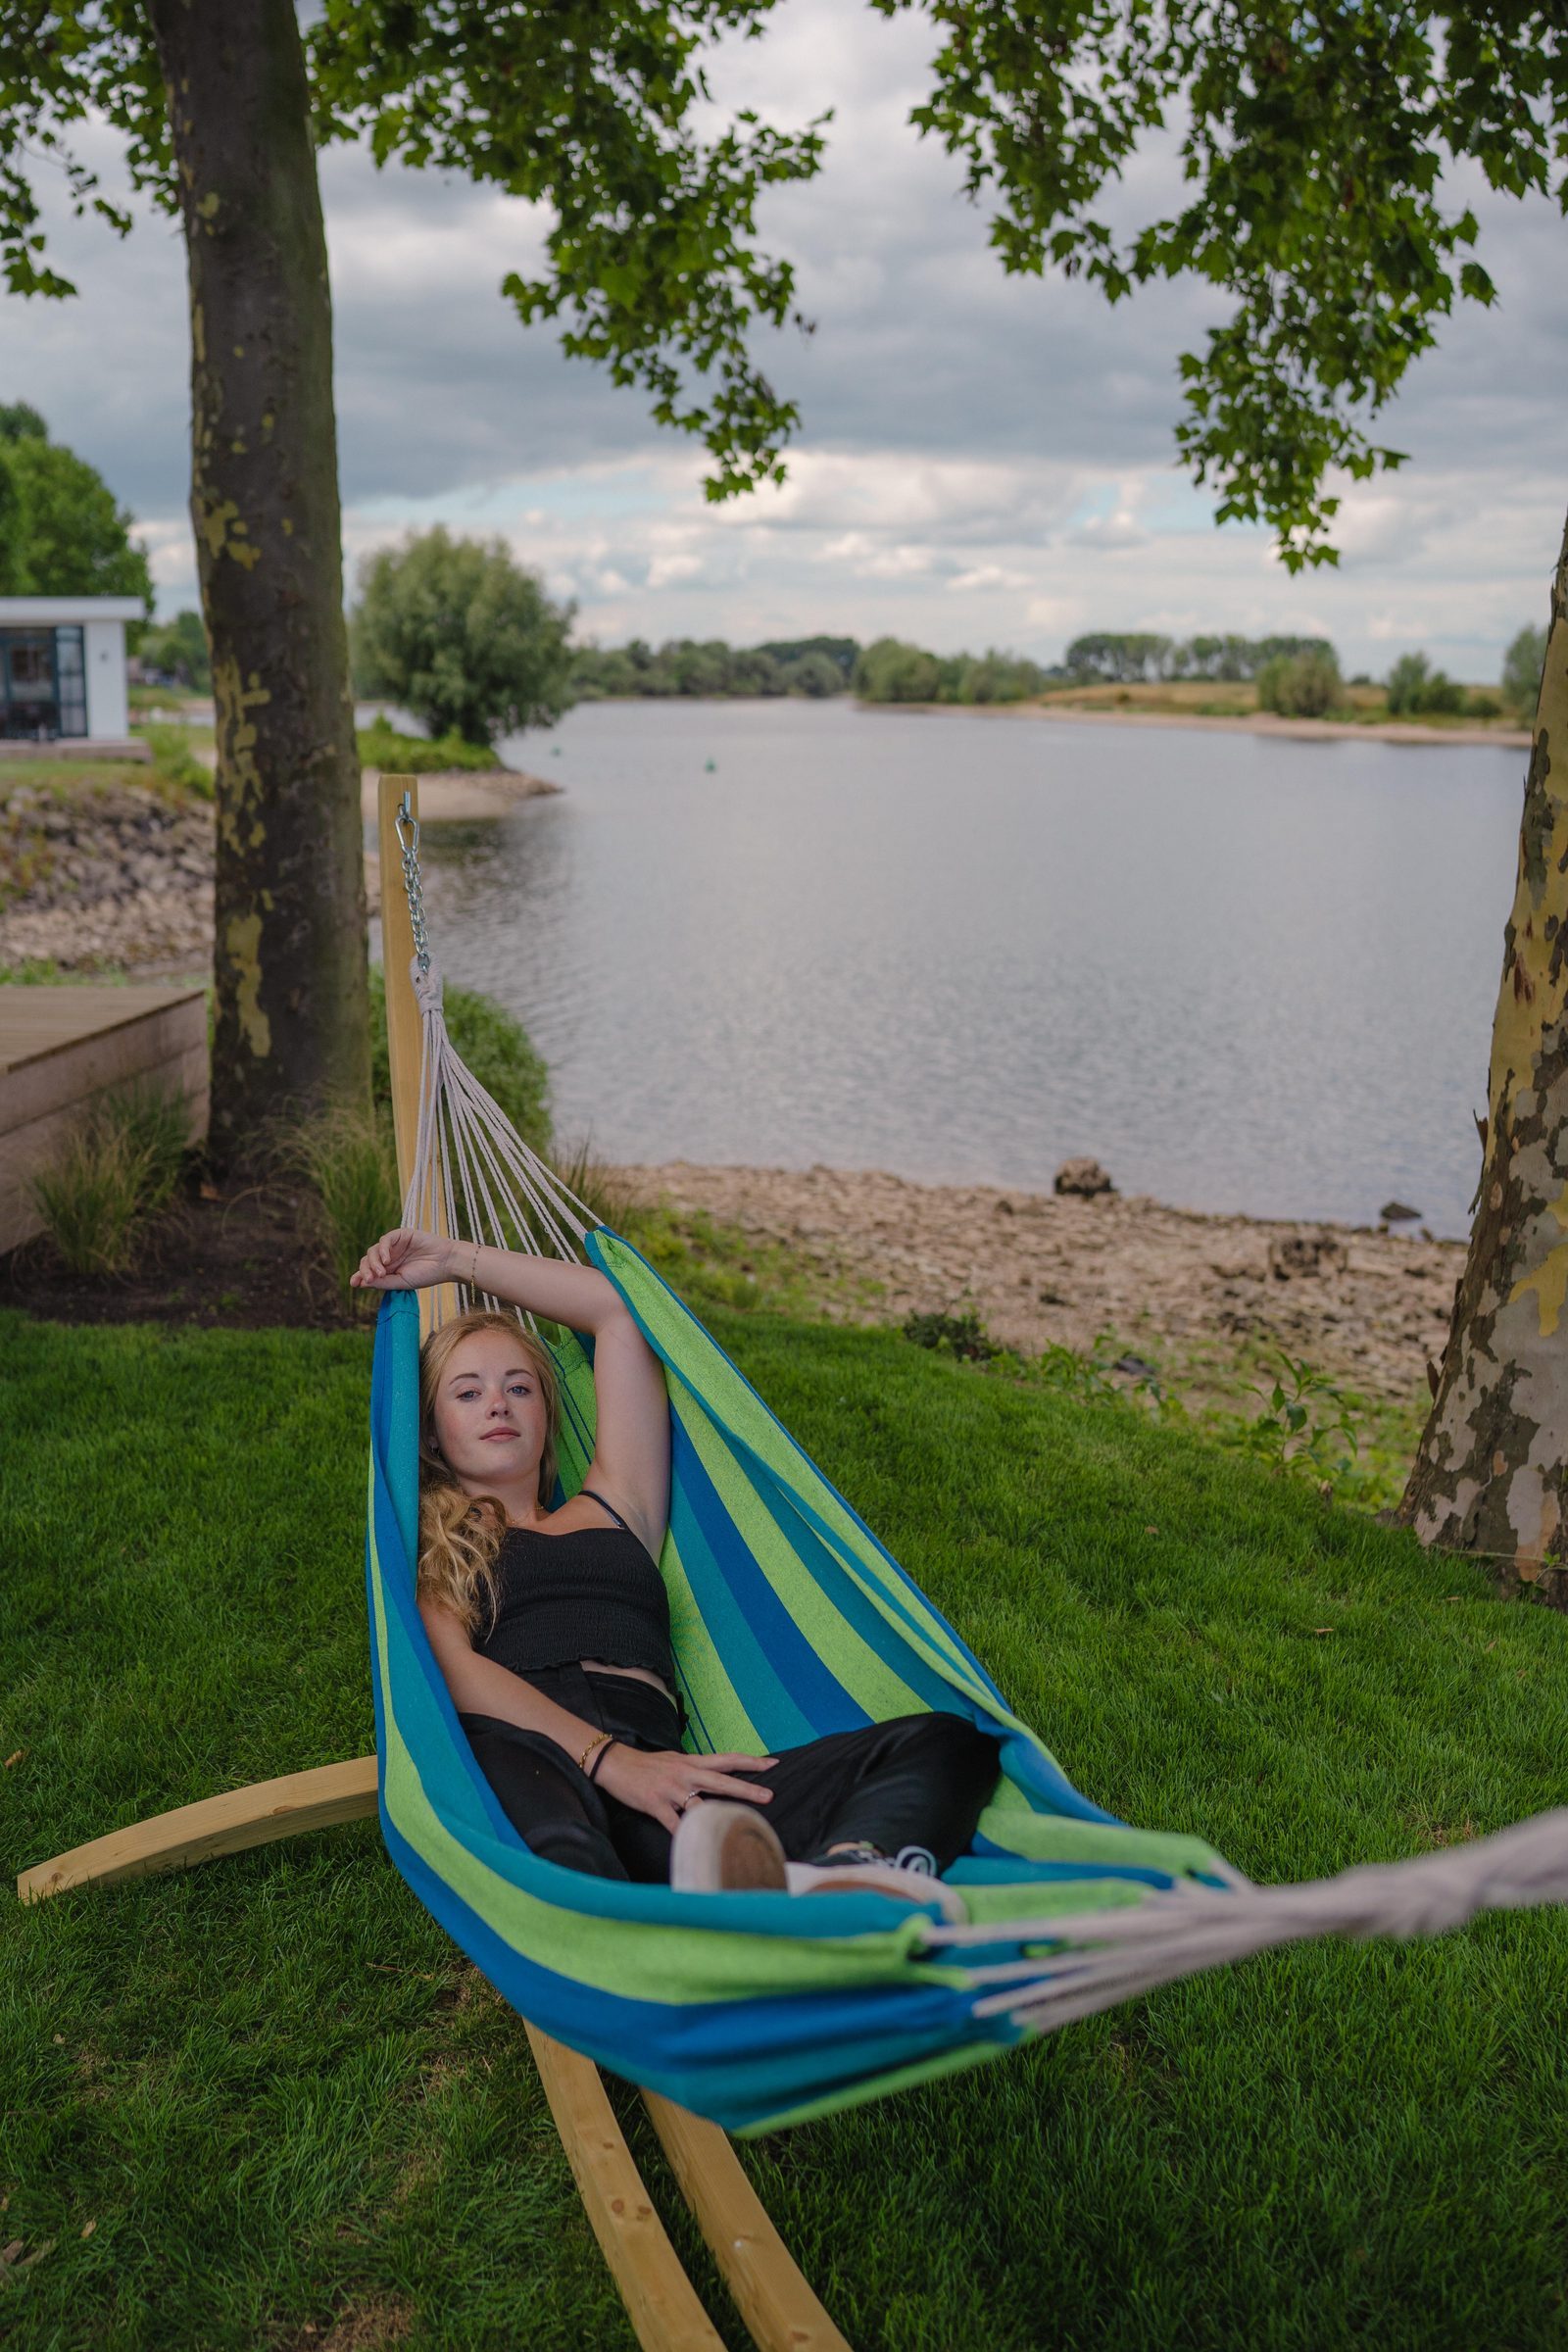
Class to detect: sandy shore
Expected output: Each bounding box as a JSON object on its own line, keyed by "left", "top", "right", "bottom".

{"left": 360, "top": 766, "right": 561, "bottom": 822}
{"left": 1022, "top": 703, "right": 1529, "bottom": 749}
{"left": 610, "top": 1159, "right": 1461, "bottom": 1406}
{"left": 885, "top": 701, "right": 1531, "bottom": 750}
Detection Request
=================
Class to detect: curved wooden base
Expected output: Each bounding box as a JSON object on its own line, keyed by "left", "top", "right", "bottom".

{"left": 15, "top": 1758, "right": 852, "bottom": 2352}
{"left": 15, "top": 1755, "right": 380, "bottom": 1902}
{"left": 642, "top": 2091, "right": 851, "bottom": 2352}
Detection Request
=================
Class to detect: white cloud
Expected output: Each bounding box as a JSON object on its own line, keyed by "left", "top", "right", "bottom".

{"left": 646, "top": 553, "right": 705, "bottom": 589}
{"left": 948, "top": 564, "right": 1032, "bottom": 593}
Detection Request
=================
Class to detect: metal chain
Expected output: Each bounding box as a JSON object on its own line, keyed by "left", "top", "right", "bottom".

{"left": 393, "top": 790, "right": 431, "bottom": 974}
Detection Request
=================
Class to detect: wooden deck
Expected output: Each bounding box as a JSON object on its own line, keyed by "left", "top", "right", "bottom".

{"left": 0, "top": 983, "right": 209, "bottom": 1254}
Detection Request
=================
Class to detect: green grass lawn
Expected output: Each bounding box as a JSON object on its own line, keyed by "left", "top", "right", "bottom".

{"left": 2, "top": 1306, "right": 1564, "bottom": 2350}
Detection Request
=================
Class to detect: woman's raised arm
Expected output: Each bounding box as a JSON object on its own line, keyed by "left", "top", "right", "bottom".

{"left": 352, "top": 1228, "right": 670, "bottom": 1551}
{"left": 352, "top": 1228, "right": 624, "bottom": 1330}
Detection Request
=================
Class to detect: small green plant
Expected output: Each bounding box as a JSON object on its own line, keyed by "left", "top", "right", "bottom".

{"left": 903, "top": 1308, "right": 1000, "bottom": 1362}
{"left": 274, "top": 1102, "right": 402, "bottom": 1307}
{"left": 28, "top": 1077, "right": 190, "bottom": 1274}
{"left": 550, "top": 1139, "right": 633, "bottom": 1235}
{"left": 1234, "top": 1347, "right": 1364, "bottom": 1478}
{"left": 143, "top": 722, "right": 214, "bottom": 799}
{"left": 1038, "top": 1325, "right": 1132, "bottom": 1404}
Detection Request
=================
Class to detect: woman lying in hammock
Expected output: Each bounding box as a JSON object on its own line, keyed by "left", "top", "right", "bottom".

{"left": 352, "top": 1227, "right": 1001, "bottom": 1917}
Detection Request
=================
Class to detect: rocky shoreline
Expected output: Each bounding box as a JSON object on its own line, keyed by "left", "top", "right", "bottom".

{"left": 609, "top": 1159, "right": 1462, "bottom": 1406}
{"left": 0, "top": 780, "right": 217, "bottom": 971}
{"left": 0, "top": 767, "right": 560, "bottom": 969}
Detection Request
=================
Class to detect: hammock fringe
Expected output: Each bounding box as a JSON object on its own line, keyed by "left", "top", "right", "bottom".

{"left": 923, "top": 1805, "right": 1568, "bottom": 2030}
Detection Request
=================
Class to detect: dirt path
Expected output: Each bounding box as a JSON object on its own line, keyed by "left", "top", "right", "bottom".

{"left": 611, "top": 1160, "right": 1462, "bottom": 1405}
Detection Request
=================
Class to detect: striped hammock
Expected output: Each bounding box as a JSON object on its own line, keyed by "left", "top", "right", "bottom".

{"left": 365, "top": 835, "right": 1568, "bottom": 2136}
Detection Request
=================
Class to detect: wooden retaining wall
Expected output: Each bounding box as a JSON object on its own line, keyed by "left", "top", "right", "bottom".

{"left": 0, "top": 985, "right": 209, "bottom": 1256}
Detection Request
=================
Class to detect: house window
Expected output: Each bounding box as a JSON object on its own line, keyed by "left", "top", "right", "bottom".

{"left": 0, "top": 625, "right": 90, "bottom": 739}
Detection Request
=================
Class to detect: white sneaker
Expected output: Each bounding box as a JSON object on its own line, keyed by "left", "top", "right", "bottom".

{"left": 784, "top": 1852, "right": 967, "bottom": 1925}
{"left": 669, "top": 1800, "right": 788, "bottom": 1892}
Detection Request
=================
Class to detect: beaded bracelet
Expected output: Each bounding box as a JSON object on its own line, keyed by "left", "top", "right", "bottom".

{"left": 578, "top": 1730, "right": 612, "bottom": 1780}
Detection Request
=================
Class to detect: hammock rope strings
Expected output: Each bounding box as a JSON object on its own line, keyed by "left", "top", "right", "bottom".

{"left": 404, "top": 955, "right": 592, "bottom": 1309}
{"left": 397, "top": 790, "right": 592, "bottom": 1298}
{"left": 926, "top": 1805, "right": 1568, "bottom": 2033}
{"left": 373, "top": 808, "right": 1568, "bottom": 2127}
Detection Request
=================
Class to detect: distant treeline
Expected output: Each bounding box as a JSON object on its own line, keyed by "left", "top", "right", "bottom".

{"left": 1063, "top": 631, "right": 1332, "bottom": 683}
{"left": 570, "top": 635, "right": 858, "bottom": 699}
{"left": 851, "top": 639, "right": 1051, "bottom": 704}
{"left": 570, "top": 632, "right": 1053, "bottom": 706}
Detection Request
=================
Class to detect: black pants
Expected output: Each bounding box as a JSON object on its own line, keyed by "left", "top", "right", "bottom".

{"left": 460, "top": 1662, "right": 1002, "bottom": 1886}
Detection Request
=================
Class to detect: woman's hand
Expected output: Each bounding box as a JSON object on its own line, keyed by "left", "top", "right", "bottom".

{"left": 595, "top": 1744, "right": 777, "bottom": 1836}
{"left": 350, "top": 1227, "right": 454, "bottom": 1293}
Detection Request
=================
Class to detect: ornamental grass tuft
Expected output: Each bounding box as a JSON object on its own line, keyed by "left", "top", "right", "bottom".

{"left": 27, "top": 1077, "right": 190, "bottom": 1274}
{"left": 270, "top": 1101, "right": 402, "bottom": 1309}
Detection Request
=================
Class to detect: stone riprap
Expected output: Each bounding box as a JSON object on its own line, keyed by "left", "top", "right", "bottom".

{"left": 0, "top": 782, "right": 215, "bottom": 972}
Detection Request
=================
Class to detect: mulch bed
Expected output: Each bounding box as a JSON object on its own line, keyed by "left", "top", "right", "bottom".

{"left": 0, "top": 1168, "right": 369, "bottom": 1332}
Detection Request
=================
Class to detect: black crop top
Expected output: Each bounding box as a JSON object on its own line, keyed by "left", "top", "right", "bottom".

{"left": 475, "top": 1489, "right": 675, "bottom": 1690}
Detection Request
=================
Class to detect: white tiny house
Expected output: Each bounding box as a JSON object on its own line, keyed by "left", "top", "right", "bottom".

{"left": 0, "top": 595, "right": 142, "bottom": 747}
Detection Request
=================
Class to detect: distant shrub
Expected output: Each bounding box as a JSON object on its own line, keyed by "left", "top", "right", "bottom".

{"left": 1466, "top": 692, "right": 1502, "bottom": 721}
{"left": 1256, "top": 645, "right": 1344, "bottom": 718}
{"left": 854, "top": 638, "right": 943, "bottom": 704}
{"left": 138, "top": 608, "right": 211, "bottom": 692}
{"left": 29, "top": 1077, "right": 189, "bottom": 1273}
{"left": 144, "top": 722, "right": 213, "bottom": 799}
{"left": 352, "top": 526, "right": 574, "bottom": 747}
{"left": 948, "top": 650, "right": 1050, "bottom": 704}
{"left": 1385, "top": 652, "right": 1465, "bottom": 716}
{"left": 1500, "top": 623, "right": 1548, "bottom": 723}
{"left": 357, "top": 717, "right": 502, "bottom": 774}
{"left": 779, "top": 650, "right": 845, "bottom": 698}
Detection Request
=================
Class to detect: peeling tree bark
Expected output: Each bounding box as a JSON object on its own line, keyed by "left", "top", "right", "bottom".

{"left": 147, "top": 0, "right": 368, "bottom": 1165}
{"left": 1401, "top": 511, "right": 1568, "bottom": 1604}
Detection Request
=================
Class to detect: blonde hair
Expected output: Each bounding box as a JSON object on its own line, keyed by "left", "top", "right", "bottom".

{"left": 417, "top": 1308, "right": 562, "bottom": 1635}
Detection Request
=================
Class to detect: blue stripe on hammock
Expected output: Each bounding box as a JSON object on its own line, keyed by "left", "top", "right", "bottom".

{"left": 379, "top": 1802, "right": 1017, "bottom": 2131}
{"left": 670, "top": 1398, "right": 867, "bottom": 1741}
{"left": 592, "top": 1228, "right": 1016, "bottom": 1712}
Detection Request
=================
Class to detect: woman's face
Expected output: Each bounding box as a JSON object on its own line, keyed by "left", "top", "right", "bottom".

{"left": 429, "top": 1329, "right": 549, "bottom": 1494}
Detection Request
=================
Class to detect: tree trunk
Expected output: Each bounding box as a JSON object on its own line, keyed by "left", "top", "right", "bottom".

{"left": 1400, "top": 511, "right": 1568, "bottom": 1603}
{"left": 147, "top": 0, "right": 368, "bottom": 1165}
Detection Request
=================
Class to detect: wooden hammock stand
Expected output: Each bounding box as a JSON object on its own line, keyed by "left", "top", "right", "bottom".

{"left": 16, "top": 773, "right": 851, "bottom": 2352}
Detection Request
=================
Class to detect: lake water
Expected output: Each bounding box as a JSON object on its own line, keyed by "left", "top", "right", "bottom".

{"left": 377, "top": 698, "right": 1527, "bottom": 1240}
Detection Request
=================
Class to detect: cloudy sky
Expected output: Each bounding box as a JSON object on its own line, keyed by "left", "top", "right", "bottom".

{"left": 5, "top": 2, "right": 1566, "bottom": 678}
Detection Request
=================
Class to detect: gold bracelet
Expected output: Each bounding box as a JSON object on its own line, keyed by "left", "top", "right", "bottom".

{"left": 470, "top": 1239, "right": 480, "bottom": 1287}
{"left": 578, "top": 1730, "right": 612, "bottom": 1779}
